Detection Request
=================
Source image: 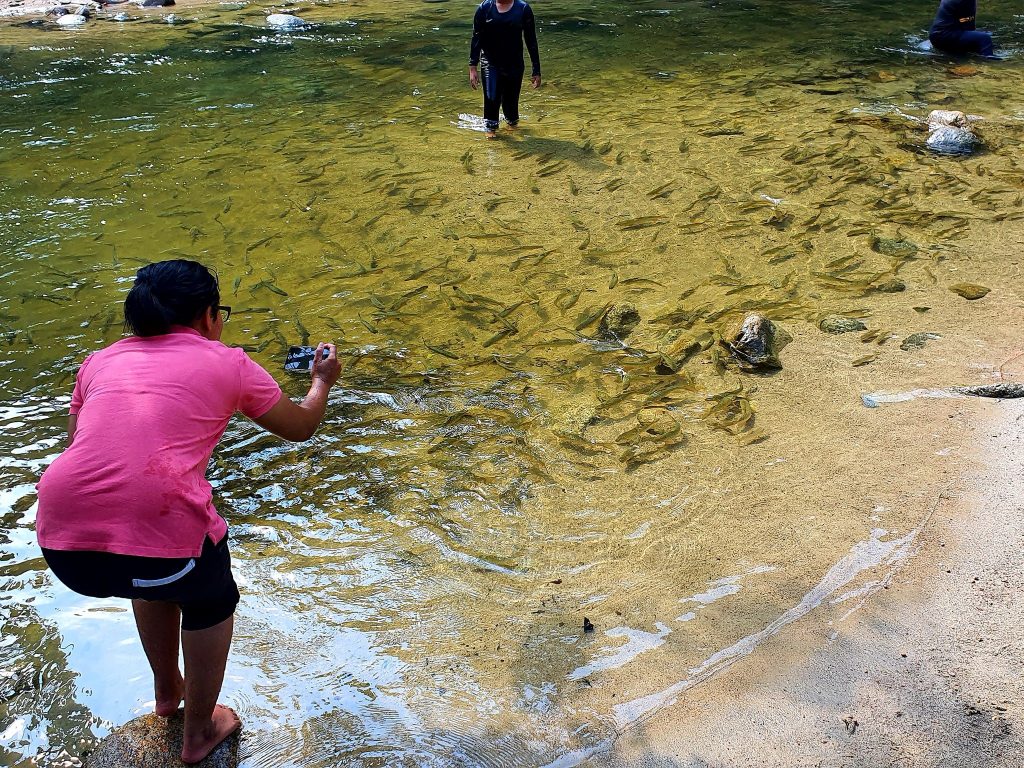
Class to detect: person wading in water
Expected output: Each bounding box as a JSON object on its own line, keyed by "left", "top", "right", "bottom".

{"left": 469, "top": 0, "right": 541, "bottom": 138}
{"left": 929, "top": 0, "right": 995, "bottom": 57}
{"left": 36, "top": 260, "right": 342, "bottom": 764}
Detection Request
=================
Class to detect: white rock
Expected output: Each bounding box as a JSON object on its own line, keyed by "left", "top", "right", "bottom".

{"left": 927, "top": 109, "right": 971, "bottom": 131}
{"left": 266, "top": 12, "right": 304, "bottom": 28}
{"left": 55, "top": 12, "right": 86, "bottom": 24}
{"left": 926, "top": 125, "right": 979, "bottom": 155}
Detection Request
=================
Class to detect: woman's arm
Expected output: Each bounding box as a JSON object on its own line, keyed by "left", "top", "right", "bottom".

{"left": 469, "top": 4, "right": 484, "bottom": 87}
{"left": 524, "top": 4, "right": 541, "bottom": 85}
{"left": 67, "top": 414, "right": 78, "bottom": 446}
{"left": 252, "top": 344, "right": 341, "bottom": 441}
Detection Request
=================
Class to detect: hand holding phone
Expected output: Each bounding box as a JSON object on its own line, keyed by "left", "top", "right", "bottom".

{"left": 284, "top": 344, "right": 339, "bottom": 380}
{"left": 310, "top": 342, "right": 340, "bottom": 387}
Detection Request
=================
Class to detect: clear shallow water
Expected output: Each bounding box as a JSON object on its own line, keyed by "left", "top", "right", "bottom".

{"left": 2, "top": 1, "right": 1024, "bottom": 765}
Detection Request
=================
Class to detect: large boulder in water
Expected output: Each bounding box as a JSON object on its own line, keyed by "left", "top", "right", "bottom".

{"left": 925, "top": 109, "right": 980, "bottom": 155}
{"left": 55, "top": 8, "right": 89, "bottom": 24}
{"left": 267, "top": 12, "right": 305, "bottom": 28}
{"left": 86, "top": 711, "right": 239, "bottom": 768}
{"left": 927, "top": 110, "right": 971, "bottom": 130}
{"left": 927, "top": 126, "right": 979, "bottom": 155}
{"left": 727, "top": 314, "right": 791, "bottom": 370}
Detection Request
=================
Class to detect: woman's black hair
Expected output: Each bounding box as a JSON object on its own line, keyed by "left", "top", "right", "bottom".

{"left": 123, "top": 259, "right": 220, "bottom": 337}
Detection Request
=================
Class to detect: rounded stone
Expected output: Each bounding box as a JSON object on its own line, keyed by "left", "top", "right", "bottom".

{"left": 871, "top": 236, "right": 918, "bottom": 259}
{"left": 818, "top": 315, "right": 867, "bottom": 335}
{"left": 874, "top": 278, "right": 906, "bottom": 294}
{"left": 949, "top": 282, "right": 990, "bottom": 300}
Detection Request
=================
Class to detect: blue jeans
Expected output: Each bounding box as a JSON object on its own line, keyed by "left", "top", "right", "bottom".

{"left": 930, "top": 30, "right": 994, "bottom": 57}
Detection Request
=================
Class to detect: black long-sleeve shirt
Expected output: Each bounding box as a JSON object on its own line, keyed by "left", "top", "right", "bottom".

{"left": 469, "top": 0, "right": 541, "bottom": 77}
{"left": 930, "top": 0, "right": 977, "bottom": 36}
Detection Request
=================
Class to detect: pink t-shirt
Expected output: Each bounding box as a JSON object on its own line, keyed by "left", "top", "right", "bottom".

{"left": 37, "top": 327, "right": 283, "bottom": 558}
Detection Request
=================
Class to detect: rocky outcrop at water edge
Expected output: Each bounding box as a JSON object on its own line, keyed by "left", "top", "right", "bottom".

{"left": 86, "top": 711, "right": 239, "bottom": 768}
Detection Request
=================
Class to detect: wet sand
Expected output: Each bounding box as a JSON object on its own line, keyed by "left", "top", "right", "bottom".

{"left": 593, "top": 383, "right": 1024, "bottom": 766}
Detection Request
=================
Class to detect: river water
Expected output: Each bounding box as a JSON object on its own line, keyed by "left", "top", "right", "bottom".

{"left": 2, "top": 1, "right": 1024, "bottom": 765}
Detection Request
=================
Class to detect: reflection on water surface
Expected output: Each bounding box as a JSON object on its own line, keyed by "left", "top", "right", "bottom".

{"left": 2, "top": 0, "right": 1023, "bottom": 765}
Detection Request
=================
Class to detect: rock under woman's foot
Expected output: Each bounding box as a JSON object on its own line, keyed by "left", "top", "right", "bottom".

{"left": 180, "top": 704, "right": 241, "bottom": 765}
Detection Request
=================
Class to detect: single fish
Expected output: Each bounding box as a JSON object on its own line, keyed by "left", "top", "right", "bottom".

{"left": 616, "top": 216, "right": 667, "bottom": 231}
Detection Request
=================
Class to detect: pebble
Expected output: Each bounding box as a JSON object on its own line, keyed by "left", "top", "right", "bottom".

{"left": 949, "top": 282, "right": 990, "bottom": 300}
{"left": 818, "top": 315, "right": 867, "bottom": 335}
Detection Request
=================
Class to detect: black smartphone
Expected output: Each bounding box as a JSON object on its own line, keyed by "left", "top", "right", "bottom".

{"left": 284, "top": 345, "right": 329, "bottom": 372}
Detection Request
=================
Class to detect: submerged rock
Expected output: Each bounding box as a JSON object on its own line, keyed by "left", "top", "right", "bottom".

{"left": 948, "top": 64, "right": 980, "bottom": 78}
{"left": 873, "top": 278, "right": 906, "bottom": 293}
{"left": 656, "top": 328, "right": 714, "bottom": 372}
{"left": 598, "top": 303, "right": 641, "bottom": 340}
{"left": 55, "top": 7, "right": 88, "bottom": 24}
{"left": 86, "top": 711, "right": 239, "bottom": 768}
{"left": 727, "top": 313, "right": 791, "bottom": 370}
{"left": 925, "top": 110, "right": 981, "bottom": 155}
{"left": 949, "top": 282, "right": 989, "bottom": 300}
{"left": 871, "top": 236, "right": 918, "bottom": 260}
{"left": 139, "top": 0, "right": 174, "bottom": 7}
{"left": 955, "top": 383, "right": 1024, "bottom": 399}
{"left": 927, "top": 125, "right": 979, "bottom": 155}
{"left": 267, "top": 12, "right": 305, "bottom": 28}
{"left": 900, "top": 332, "right": 941, "bottom": 351}
{"left": 556, "top": 401, "right": 598, "bottom": 436}
{"left": 818, "top": 315, "right": 867, "bottom": 335}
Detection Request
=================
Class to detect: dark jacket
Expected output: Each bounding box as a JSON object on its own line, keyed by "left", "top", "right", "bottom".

{"left": 469, "top": 0, "right": 541, "bottom": 77}
{"left": 931, "top": 0, "right": 977, "bottom": 37}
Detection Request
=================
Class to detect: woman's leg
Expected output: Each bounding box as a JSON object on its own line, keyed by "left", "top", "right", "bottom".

{"left": 501, "top": 71, "right": 524, "bottom": 128}
{"left": 180, "top": 615, "right": 240, "bottom": 764}
{"left": 960, "top": 30, "right": 994, "bottom": 57}
{"left": 482, "top": 65, "right": 501, "bottom": 135}
{"left": 132, "top": 599, "right": 185, "bottom": 716}
{"left": 931, "top": 30, "right": 994, "bottom": 56}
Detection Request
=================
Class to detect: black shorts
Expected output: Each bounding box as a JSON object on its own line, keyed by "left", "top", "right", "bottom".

{"left": 42, "top": 534, "right": 240, "bottom": 631}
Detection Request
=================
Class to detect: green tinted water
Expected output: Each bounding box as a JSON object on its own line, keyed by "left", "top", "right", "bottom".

{"left": 3, "top": 1, "right": 1024, "bottom": 765}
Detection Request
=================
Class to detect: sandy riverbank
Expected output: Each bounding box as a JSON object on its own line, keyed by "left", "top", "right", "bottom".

{"left": 589, "top": 393, "right": 1024, "bottom": 767}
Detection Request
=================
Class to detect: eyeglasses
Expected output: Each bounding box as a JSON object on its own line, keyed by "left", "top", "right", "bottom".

{"left": 217, "top": 305, "right": 232, "bottom": 322}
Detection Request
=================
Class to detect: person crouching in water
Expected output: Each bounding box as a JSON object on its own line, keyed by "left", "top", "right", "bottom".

{"left": 36, "top": 259, "right": 341, "bottom": 764}
{"left": 929, "top": 0, "right": 995, "bottom": 57}
{"left": 469, "top": 0, "right": 541, "bottom": 138}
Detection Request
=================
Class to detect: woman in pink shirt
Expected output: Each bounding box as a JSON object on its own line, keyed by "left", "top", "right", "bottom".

{"left": 36, "top": 259, "right": 341, "bottom": 764}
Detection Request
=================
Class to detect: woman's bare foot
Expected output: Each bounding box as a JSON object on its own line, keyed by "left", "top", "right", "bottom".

{"left": 180, "top": 705, "right": 241, "bottom": 764}
{"left": 154, "top": 674, "right": 184, "bottom": 716}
